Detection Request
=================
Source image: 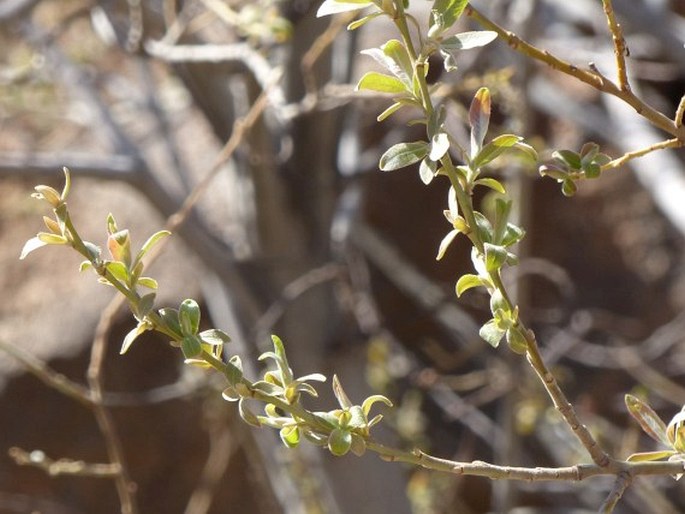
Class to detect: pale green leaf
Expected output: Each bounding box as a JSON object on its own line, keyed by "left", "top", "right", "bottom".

{"left": 479, "top": 318, "right": 506, "bottom": 348}
{"left": 469, "top": 87, "right": 491, "bottom": 157}
{"left": 627, "top": 450, "right": 676, "bottom": 463}
{"left": 377, "top": 101, "right": 404, "bottom": 122}
{"left": 356, "top": 71, "right": 408, "bottom": 93}
{"left": 379, "top": 141, "right": 428, "bottom": 171}
{"left": 436, "top": 229, "right": 459, "bottom": 260}
{"left": 347, "top": 11, "right": 382, "bottom": 30}
{"left": 120, "top": 321, "right": 151, "bottom": 354}
{"left": 431, "top": 0, "right": 469, "bottom": 31}
{"left": 429, "top": 131, "right": 450, "bottom": 161}
{"left": 137, "top": 276, "right": 159, "bottom": 289}
{"left": 317, "top": 0, "right": 373, "bottom": 17}
{"left": 472, "top": 134, "right": 523, "bottom": 169}
{"left": 455, "top": 274, "right": 485, "bottom": 296}
{"left": 625, "top": 394, "right": 671, "bottom": 447}
{"left": 19, "top": 237, "right": 48, "bottom": 260}
{"left": 419, "top": 157, "right": 438, "bottom": 185}
{"left": 135, "top": 230, "right": 171, "bottom": 267}
{"left": 199, "top": 328, "right": 232, "bottom": 346}
{"left": 441, "top": 31, "right": 498, "bottom": 51}
{"left": 179, "top": 299, "right": 201, "bottom": 336}
{"left": 474, "top": 177, "right": 505, "bottom": 194}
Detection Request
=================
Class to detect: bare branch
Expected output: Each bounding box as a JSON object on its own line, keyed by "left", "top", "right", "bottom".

{"left": 601, "top": 0, "right": 630, "bottom": 92}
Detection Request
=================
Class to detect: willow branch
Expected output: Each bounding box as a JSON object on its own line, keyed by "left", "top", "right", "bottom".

{"left": 365, "top": 441, "right": 684, "bottom": 481}
{"left": 602, "top": 138, "right": 683, "bottom": 171}
{"left": 525, "top": 334, "right": 612, "bottom": 467}
{"left": 465, "top": 5, "right": 682, "bottom": 139}
{"left": 599, "top": 472, "right": 633, "bottom": 513}
{"left": 8, "top": 447, "right": 120, "bottom": 478}
{"left": 0, "top": 340, "right": 92, "bottom": 407}
{"left": 601, "top": 0, "right": 630, "bottom": 92}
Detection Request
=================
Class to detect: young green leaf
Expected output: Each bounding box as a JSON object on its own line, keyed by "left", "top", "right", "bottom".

{"left": 332, "top": 375, "right": 353, "bottom": 409}
{"left": 436, "top": 229, "right": 459, "bottom": 260}
{"left": 134, "top": 230, "right": 171, "bottom": 267}
{"left": 356, "top": 71, "right": 407, "bottom": 94}
{"left": 121, "top": 320, "right": 152, "bottom": 354}
{"left": 361, "top": 40, "right": 412, "bottom": 87}
{"left": 179, "top": 299, "right": 201, "bottom": 336}
{"left": 19, "top": 237, "right": 48, "bottom": 260}
{"left": 105, "top": 261, "right": 130, "bottom": 284}
{"left": 479, "top": 318, "right": 505, "bottom": 348}
{"left": 280, "top": 425, "right": 301, "bottom": 448}
{"left": 377, "top": 101, "right": 404, "bottom": 122}
{"left": 554, "top": 149, "right": 582, "bottom": 170}
{"left": 625, "top": 394, "right": 671, "bottom": 447}
{"left": 472, "top": 134, "right": 523, "bottom": 169}
{"left": 419, "top": 158, "right": 438, "bottom": 185}
{"left": 199, "top": 328, "right": 232, "bottom": 346}
{"left": 317, "top": 0, "right": 373, "bottom": 17}
{"left": 474, "top": 177, "right": 505, "bottom": 194}
{"left": 181, "top": 334, "right": 203, "bottom": 359}
{"left": 441, "top": 31, "right": 498, "bottom": 51}
{"left": 137, "top": 277, "right": 159, "bottom": 289}
{"left": 379, "top": 141, "right": 428, "bottom": 171}
{"left": 455, "top": 274, "right": 486, "bottom": 296}
{"left": 626, "top": 450, "right": 677, "bottom": 463}
{"left": 469, "top": 87, "right": 491, "bottom": 158}
{"left": 347, "top": 11, "right": 382, "bottom": 30}
{"left": 328, "top": 428, "right": 353, "bottom": 456}
{"left": 431, "top": 0, "right": 469, "bottom": 33}
{"left": 429, "top": 131, "right": 450, "bottom": 161}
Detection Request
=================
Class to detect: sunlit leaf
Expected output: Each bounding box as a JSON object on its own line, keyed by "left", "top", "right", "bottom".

{"left": 135, "top": 230, "right": 171, "bottom": 267}
{"left": 441, "top": 31, "right": 498, "bottom": 51}
{"left": 479, "top": 318, "right": 505, "bottom": 348}
{"left": 280, "top": 425, "right": 300, "bottom": 448}
{"left": 429, "top": 131, "right": 450, "bottom": 161}
{"left": 328, "top": 428, "right": 352, "bottom": 456}
{"left": 469, "top": 87, "right": 491, "bottom": 158}
{"left": 332, "top": 375, "right": 353, "bottom": 409}
{"left": 181, "top": 334, "right": 203, "bottom": 359}
{"left": 625, "top": 394, "right": 670, "bottom": 447}
{"left": 431, "top": 0, "right": 469, "bottom": 32}
{"left": 120, "top": 320, "right": 152, "bottom": 354}
{"left": 455, "top": 274, "right": 485, "bottom": 296}
{"left": 472, "top": 134, "right": 522, "bottom": 169}
{"left": 356, "top": 71, "right": 407, "bottom": 93}
{"left": 379, "top": 141, "right": 428, "bottom": 171}
{"left": 436, "top": 229, "right": 459, "bottom": 260}
{"left": 474, "top": 177, "right": 505, "bottom": 194}
{"left": 626, "top": 450, "right": 676, "bottom": 463}
{"left": 137, "top": 277, "right": 159, "bottom": 289}
{"left": 179, "top": 299, "right": 201, "bottom": 336}
{"left": 347, "top": 11, "right": 382, "bottom": 30}
{"left": 317, "top": 0, "right": 373, "bottom": 17}
{"left": 19, "top": 237, "right": 48, "bottom": 260}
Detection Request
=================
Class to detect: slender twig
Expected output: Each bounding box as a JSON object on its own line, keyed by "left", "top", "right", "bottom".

{"left": 365, "top": 441, "right": 684, "bottom": 481}
{"left": 675, "top": 94, "right": 685, "bottom": 128}
{"left": 525, "top": 336, "right": 612, "bottom": 467}
{"left": 465, "top": 5, "right": 682, "bottom": 139}
{"left": 601, "top": 0, "right": 630, "bottom": 92}
{"left": 601, "top": 138, "right": 683, "bottom": 171}
{"left": 301, "top": 11, "right": 356, "bottom": 97}
{"left": 599, "top": 471, "right": 633, "bottom": 513}
{"left": 8, "top": 447, "right": 121, "bottom": 477}
{"left": 183, "top": 403, "right": 237, "bottom": 514}
{"left": 164, "top": 81, "right": 274, "bottom": 235}
{"left": 0, "top": 340, "right": 92, "bottom": 407}
{"left": 87, "top": 295, "right": 138, "bottom": 514}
